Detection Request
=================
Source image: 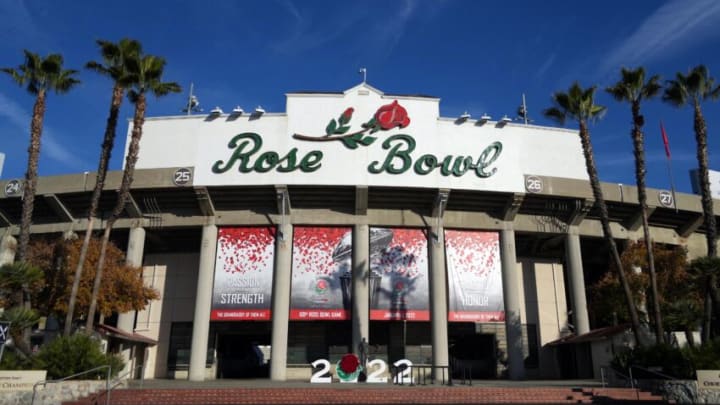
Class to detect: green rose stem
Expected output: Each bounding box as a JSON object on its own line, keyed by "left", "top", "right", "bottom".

{"left": 293, "top": 127, "right": 370, "bottom": 142}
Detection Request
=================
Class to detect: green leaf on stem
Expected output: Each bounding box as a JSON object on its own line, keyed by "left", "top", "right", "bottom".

{"left": 326, "top": 119, "right": 338, "bottom": 135}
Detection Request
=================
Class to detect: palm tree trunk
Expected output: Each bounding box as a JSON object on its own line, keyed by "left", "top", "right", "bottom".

{"left": 65, "top": 84, "right": 124, "bottom": 336}
{"left": 15, "top": 89, "right": 46, "bottom": 352}
{"left": 579, "top": 121, "right": 644, "bottom": 346}
{"left": 85, "top": 91, "right": 147, "bottom": 332}
{"left": 17, "top": 89, "right": 46, "bottom": 262}
{"left": 693, "top": 100, "right": 720, "bottom": 340}
{"left": 631, "top": 101, "right": 663, "bottom": 344}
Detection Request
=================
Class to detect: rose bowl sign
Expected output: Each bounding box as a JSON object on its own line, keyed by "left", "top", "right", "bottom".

{"left": 136, "top": 84, "right": 588, "bottom": 192}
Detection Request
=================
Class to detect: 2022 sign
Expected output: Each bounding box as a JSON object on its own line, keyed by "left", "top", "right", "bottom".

{"left": 310, "top": 358, "right": 413, "bottom": 384}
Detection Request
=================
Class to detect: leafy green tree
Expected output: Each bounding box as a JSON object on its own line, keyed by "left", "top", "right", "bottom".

{"left": 65, "top": 39, "right": 142, "bottom": 337}
{"left": 0, "top": 262, "right": 43, "bottom": 355}
{"left": 1, "top": 51, "right": 79, "bottom": 347}
{"left": 86, "top": 53, "right": 180, "bottom": 331}
{"left": 544, "top": 82, "right": 643, "bottom": 346}
{"left": 663, "top": 65, "right": 720, "bottom": 341}
{"left": 607, "top": 67, "right": 664, "bottom": 344}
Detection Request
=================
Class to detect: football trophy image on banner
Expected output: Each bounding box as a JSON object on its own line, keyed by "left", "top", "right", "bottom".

{"left": 445, "top": 229, "right": 504, "bottom": 322}
{"left": 369, "top": 228, "right": 429, "bottom": 321}
{"left": 211, "top": 227, "right": 276, "bottom": 320}
{"left": 290, "top": 227, "right": 353, "bottom": 320}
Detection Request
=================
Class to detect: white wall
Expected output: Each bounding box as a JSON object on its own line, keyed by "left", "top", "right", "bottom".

{"left": 137, "top": 252, "right": 200, "bottom": 378}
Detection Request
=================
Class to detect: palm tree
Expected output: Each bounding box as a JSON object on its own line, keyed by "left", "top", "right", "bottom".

{"left": 2, "top": 51, "right": 80, "bottom": 347}
{"left": 1, "top": 51, "right": 80, "bottom": 262}
{"left": 85, "top": 53, "right": 181, "bottom": 331}
{"left": 663, "top": 65, "right": 720, "bottom": 340}
{"left": 63, "top": 39, "right": 142, "bottom": 337}
{"left": 544, "top": 82, "right": 644, "bottom": 346}
{"left": 606, "top": 67, "right": 664, "bottom": 344}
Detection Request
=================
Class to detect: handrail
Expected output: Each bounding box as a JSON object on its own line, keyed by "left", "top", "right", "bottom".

{"left": 600, "top": 366, "right": 635, "bottom": 389}
{"left": 89, "top": 364, "right": 145, "bottom": 405}
{"left": 629, "top": 364, "right": 677, "bottom": 381}
{"left": 31, "top": 365, "right": 111, "bottom": 405}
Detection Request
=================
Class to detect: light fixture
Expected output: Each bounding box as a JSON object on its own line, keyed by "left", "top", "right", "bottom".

{"left": 232, "top": 106, "right": 244, "bottom": 115}
{"left": 459, "top": 111, "right": 471, "bottom": 120}
{"left": 479, "top": 113, "right": 491, "bottom": 122}
{"left": 254, "top": 106, "right": 265, "bottom": 115}
{"left": 498, "top": 115, "right": 512, "bottom": 126}
{"left": 210, "top": 106, "right": 223, "bottom": 115}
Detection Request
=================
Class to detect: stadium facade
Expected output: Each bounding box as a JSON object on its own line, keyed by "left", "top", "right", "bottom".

{"left": 0, "top": 83, "right": 717, "bottom": 381}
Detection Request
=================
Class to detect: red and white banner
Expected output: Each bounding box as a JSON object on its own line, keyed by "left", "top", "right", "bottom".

{"left": 445, "top": 230, "right": 504, "bottom": 322}
{"left": 211, "top": 227, "right": 275, "bottom": 321}
{"left": 369, "top": 228, "right": 429, "bottom": 321}
{"left": 290, "top": 227, "right": 353, "bottom": 320}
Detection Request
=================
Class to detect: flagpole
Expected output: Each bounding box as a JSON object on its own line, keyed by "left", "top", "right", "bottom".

{"left": 660, "top": 121, "right": 678, "bottom": 213}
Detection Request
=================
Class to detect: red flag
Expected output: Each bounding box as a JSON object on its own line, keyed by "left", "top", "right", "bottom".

{"left": 660, "top": 121, "right": 671, "bottom": 159}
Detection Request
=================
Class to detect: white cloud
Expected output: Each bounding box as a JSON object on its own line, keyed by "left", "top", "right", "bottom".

{"left": 0, "top": 92, "right": 83, "bottom": 170}
{"left": 597, "top": 0, "right": 720, "bottom": 76}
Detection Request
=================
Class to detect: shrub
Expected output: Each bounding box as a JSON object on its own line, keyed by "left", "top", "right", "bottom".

{"left": 611, "top": 343, "right": 694, "bottom": 379}
{"left": 32, "top": 333, "right": 124, "bottom": 379}
{"left": 683, "top": 338, "right": 720, "bottom": 372}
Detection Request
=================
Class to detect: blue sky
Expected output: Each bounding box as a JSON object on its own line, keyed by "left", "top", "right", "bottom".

{"left": 1, "top": 0, "right": 720, "bottom": 195}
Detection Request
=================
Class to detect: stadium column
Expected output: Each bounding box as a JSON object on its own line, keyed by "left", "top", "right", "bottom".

{"left": 117, "top": 226, "right": 145, "bottom": 374}
{"left": 565, "top": 226, "right": 590, "bottom": 335}
{"left": 500, "top": 223, "right": 524, "bottom": 380}
{"left": 189, "top": 223, "right": 218, "bottom": 381}
{"left": 429, "top": 225, "right": 449, "bottom": 372}
{"left": 270, "top": 222, "right": 292, "bottom": 381}
{"left": 352, "top": 224, "right": 370, "bottom": 356}
{"left": 0, "top": 234, "right": 17, "bottom": 266}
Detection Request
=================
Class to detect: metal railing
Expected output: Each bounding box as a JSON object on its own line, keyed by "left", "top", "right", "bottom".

{"left": 31, "top": 365, "right": 111, "bottom": 405}
{"left": 88, "top": 364, "right": 146, "bottom": 405}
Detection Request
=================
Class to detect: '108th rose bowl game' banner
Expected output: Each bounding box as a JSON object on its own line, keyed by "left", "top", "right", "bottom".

{"left": 290, "top": 227, "right": 353, "bottom": 320}
{"left": 211, "top": 227, "right": 275, "bottom": 320}
{"left": 369, "top": 228, "right": 429, "bottom": 321}
{"left": 445, "top": 230, "right": 504, "bottom": 322}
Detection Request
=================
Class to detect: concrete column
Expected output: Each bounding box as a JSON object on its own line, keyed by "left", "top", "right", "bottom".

{"left": 118, "top": 227, "right": 145, "bottom": 332}
{"left": 352, "top": 224, "right": 369, "bottom": 355}
{"left": 270, "top": 223, "right": 292, "bottom": 381}
{"left": 118, "top": 227, "right": 145, "bottom": 375}
{"left": 188, "top": 223, "right": 218, "bottom": 381}
{"left": 429, "top": 227, "right": 449, "bottom": 370}
{"left": 565, "top": 227, "right": 590, "bottom": 335}
{"left": 0, "top": 234, "right": 17, "bottom": 266}
{"left": 500, "top": 224, "right": 524, "bottom": 380}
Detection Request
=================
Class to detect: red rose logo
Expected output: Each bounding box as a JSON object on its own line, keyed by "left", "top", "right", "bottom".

{"left": 293, "top": 100, "right": 412, "bottom": 149}
{"left": 374, "top": 100, "right": 410, "bottom": 130}
{"left": 339, "top": 353, "right": 360, "bottom": 373}
{"left": 315, "top": 278, "right": 328, "bottom": 294}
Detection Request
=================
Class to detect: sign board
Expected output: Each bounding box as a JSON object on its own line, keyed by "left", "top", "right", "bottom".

{"left": 697, "top": 370, "right": 720, "bottom": 390}
{"left": 0, "top": 322, "right": 9, "bottom": 344}
{"left": 0, "top": 370, "right": 47, "bottom": 392}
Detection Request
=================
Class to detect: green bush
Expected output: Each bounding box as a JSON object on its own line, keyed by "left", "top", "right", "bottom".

{"left": 32, "top": 334, "right": 124, "bottom": 379}
{"left": 0, "top": 348, "right": 33, "bottom": 370}
{"left": 611, "top": 343, "right": 694, "bottom": 379}
{"left": 683, "top": 338, "right": 720, "bottom": 372}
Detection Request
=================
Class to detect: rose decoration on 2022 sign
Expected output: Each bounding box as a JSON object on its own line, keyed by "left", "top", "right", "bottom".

{"left": 293, "top": 100, "right": 411, "bottom": 149}
{"left": 336, "top": 353, "right": 363, "bottom": 382}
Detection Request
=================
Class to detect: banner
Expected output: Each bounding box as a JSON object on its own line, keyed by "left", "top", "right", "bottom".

{"left": 290, "top": 227, "right": 353, "bottom": 320}
{"left": 211, "top": 227, "right": 275, "bottom": 320}
{"left": 445, "top": 230, "right": 504, "bottom": 322}
{"left": 369, "top": 228, "right": 429, "bottom": 321}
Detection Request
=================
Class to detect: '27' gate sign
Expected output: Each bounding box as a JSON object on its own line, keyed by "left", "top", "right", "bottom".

{"left": 310, "top": 358, "right": 414, "bottom": 384}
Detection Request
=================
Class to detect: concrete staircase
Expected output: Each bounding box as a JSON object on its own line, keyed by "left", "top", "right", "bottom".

{"left": 64, "top": 386, "right": 672, "bottom": 404}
